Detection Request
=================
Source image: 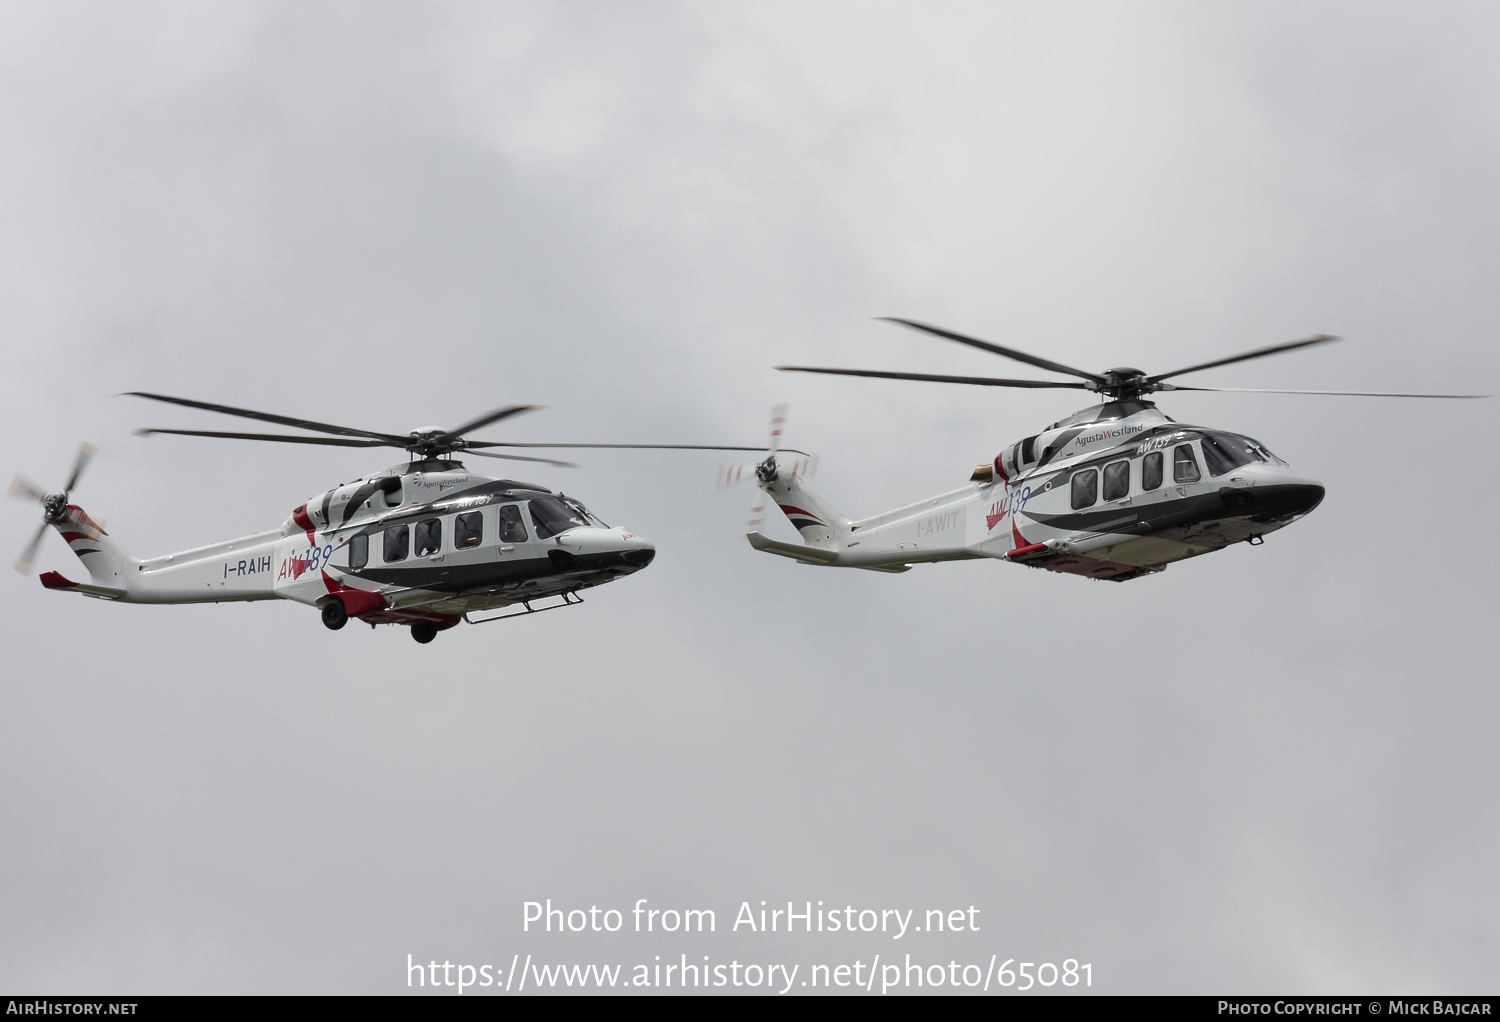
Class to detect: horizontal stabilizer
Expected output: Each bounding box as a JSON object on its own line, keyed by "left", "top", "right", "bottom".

{"left": 745, "top": 531, "right": 838, "bottom": 565}
{"left": 38, "top": 571, "right": 126, "bottom": 600}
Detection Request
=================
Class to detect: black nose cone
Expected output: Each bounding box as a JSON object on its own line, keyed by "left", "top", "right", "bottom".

{"left": 1244, "top": 482, "right": 1325, "bottom": 522}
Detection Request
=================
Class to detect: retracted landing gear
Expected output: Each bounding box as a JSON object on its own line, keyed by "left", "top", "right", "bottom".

{"left": 410, "top": 622, "right": 438, "bottom": 644}
{"left": 320, "top": 598, "right": 348, "bottom": 630}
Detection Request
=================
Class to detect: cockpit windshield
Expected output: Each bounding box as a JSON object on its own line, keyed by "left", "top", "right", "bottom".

{"left": 1200, "top": 434, "right": 1281, "bottom": 476}
{"left": 528, "top": 497, "right": 608, "bottom": 539}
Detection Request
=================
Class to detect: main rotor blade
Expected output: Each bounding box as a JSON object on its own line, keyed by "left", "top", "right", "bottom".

{"left": 14, "top": 521, "right": 47, "bottom": 574}
{"left": 122, "top": 392, "right": 408, "bottom": 444}
{"left": 462, "top": 449, "right": 577, "bottom": 468}
{"left": 1147, "top": 335, "right": 1339, "bottom": 383}
{"left": 880, "top": 318, "right": 1108, "bottom": 384}
{"left": 437, "top": 404, "right": 541, "bottom": 443}
{"left": 1166, "top": 386, "right": 1490, "bottom": 398}
{"left": 7, "top": 473, "right": 49, "bottom": 504}
{"left": 135, "top": 428, "right": 391, "bottom": 447}
{"left": 62, "top": 441, "right": 96, "bottom": 494}
{"left": 777, "top": 366, "right": 1091, "bottom": 390}
{"left": 465, "top": 442, "right": 814, "bottom": 455}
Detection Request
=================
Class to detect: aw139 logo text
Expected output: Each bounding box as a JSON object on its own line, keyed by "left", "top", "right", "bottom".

{"left": 986, "top": 486, "right": 1031, "bottom": 531}
{"left": 278, "top": 545, "right": 334, "bottom": 580}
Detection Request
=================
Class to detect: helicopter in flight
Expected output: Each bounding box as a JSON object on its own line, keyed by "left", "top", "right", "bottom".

{"left": 9, "top": 394, "right": 801, "bottom": 643}
{"left": 724, "top": 319, "right": 1485, "bottom": 581}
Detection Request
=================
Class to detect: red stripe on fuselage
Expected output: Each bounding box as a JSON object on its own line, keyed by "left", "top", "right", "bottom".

{"left": 777, "top": 505, "right": 824, "bottom": 524}
{"left": 293, "top": 504, "right": 316, "bottom": 544}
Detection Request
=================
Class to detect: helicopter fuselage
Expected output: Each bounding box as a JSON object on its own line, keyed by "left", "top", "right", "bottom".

{"left": 39, "top": 460, "right": 656, "bottom": 631}
{"left": 750, "top": 401, "right": 1326, "bottom": 581}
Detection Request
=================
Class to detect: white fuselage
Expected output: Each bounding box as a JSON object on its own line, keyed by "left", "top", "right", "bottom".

{"left": 753, "top": 401, "right": 1325, "bottom": 581}
{"left": 42, "top": 461, "right": 656, "bottom": 626}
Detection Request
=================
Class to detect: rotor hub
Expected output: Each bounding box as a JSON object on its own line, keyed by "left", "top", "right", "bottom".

{"left": 755, "top": 456, "right": 778, "bottom": 486}
{"left": 43, "top": 493, "right": 68, "bottom": 523}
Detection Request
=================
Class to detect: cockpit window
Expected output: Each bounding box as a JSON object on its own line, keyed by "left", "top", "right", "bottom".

{"left": 1201, "top": 434, "right": 1263, "bottom": 477}
{"left": 1173, "top": 444, "right": 1202, "bottom": 483}
{"left": 497, "top": 504, "right": 527, "bottom": 542}
{"left": 1244, "top": 437, "right": 1284, "bottom": 465}
{"left": 529, "top": 497, "right": 605, "bottom": 539}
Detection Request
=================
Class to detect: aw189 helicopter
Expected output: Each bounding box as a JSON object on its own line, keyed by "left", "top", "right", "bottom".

{"left": 9, "top": 394, "right": 803, "bottom": 643}
{"left": 724, "top": 319, "right": 1485, "bottom": 581}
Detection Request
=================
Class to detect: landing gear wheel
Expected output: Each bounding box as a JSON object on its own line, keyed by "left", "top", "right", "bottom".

{"left": 410, "top": 622, "right": 437, "bottom": 644}
{"left": 320, "top": 598, "right": 348, "bottom": 631}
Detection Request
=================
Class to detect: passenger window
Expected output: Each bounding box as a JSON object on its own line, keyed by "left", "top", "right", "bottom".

{"left": 1142, "top": 451, "right": 1163, "bottom": 490}
{"left": 414, "top": 518, "right": 442, "bottom": 557}
{"left": 1071, "top": 468, "right": 1098, "bottom": 510}
{"left": 1173, "top": 444, "right": 1201, "bottom": 483}
{"left": 383, "top": 524, "right": 409, "bottom": 563}
{"left": 455, "top": 511, "right": 483, "bottom": 549}
{"left": 348, "top": 533, "right": 368, "bottom": 570}
{"left": 1102, "top": 460, "right": 1129, "bottom": 501}
{"left": 498, "top": 504, "right": 527, "bottom": 543}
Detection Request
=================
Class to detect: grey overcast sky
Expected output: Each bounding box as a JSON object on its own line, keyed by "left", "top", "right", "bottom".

{"left": 1, "top": 1, "right": 1495, "bottom": 995}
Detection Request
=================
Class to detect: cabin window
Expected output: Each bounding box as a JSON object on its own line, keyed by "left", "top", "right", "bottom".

{"left": 529, "top": 497, "right": 591, "bottom": 539}
{"left": 1173, "top": 444, "right": 1201, "bottom": 483}
{"left": 383, "top": 524, "right": 409, "bottom": 563}
{"left": 1201, "top": 434, "right": 1262, "bottom": 476}
{"left": 455, "top": 511, "right": 483, "bottom": 549}
{"left": 1071, "top": 468, "right": 1098, "bottom": 510}
{"left": 1142, "top": 451, "right": 1163, "bottom": 491}
{"left": 498, "top": 504, "right": 527, "bottom": 543}
{"left": 348, "top": 533, "right": 368, "bottom": 570}
{"left": 414, "top": 518, "right": 442, "bottom": 557}
{"left": 1102, "top": 460, "right": 1130, "bottom": 501}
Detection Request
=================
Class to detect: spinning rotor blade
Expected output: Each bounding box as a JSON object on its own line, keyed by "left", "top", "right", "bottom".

{"left": 122, "top": 392, "right": 407, "bottom": 443}
{"left": 776, "top": 366, "right": 1090, "bottom": 389}
{"left": 14, "top": 521, "right": 47, "bottom": 574}
{"left": 717, "top": 464, "right": 757, "bottom": 488}
{"left": 1165, "top": 386, "right": 1490, "bottom": 398}
{"left": 7, "top": 473, "right": 49, "bottom": 505}
{"left": 462, "top": 449, "right": 577, "bottom": 468}
{"left": 466, "top": 442, "right": 813, "bottom": 455}
{"left": 1147, "top": 335, "right": 1340, "bottom": 383}
{"left": 437, "top": 404, "right": 541, "bottom": 443}
{"left": 746, "top": 488, "right": 769, "bottom": 533}
{"left": 62, "top": 441, "right": 96, "bottom": 494}
{"left": 880, "top": 318, "right": 1108, "bottom": 384}
{"left": 135, "top": 428, "right": 390, "bottom": 447}
{"left": 767, "top": 403, "right": 789, "bottom": 456}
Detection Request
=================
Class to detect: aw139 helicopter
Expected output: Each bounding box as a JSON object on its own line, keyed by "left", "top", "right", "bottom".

{"left": 725, "top": 319, "right": 1485, "bottom": 581}
{"left": 9, "top": 394, "right": 800, "bottom": 643}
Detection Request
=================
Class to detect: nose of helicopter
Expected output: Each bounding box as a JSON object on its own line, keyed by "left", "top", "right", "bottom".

{"left": 551, "top": 527, "right": 656, "bottom": 571}
{"left": 1219, "top": 467, "right": 1325, "bottom": 521}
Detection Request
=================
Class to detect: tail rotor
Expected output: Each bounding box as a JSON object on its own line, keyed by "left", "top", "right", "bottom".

{"left": 9, "top": 441, "right": 96, "bottom": 574}
{"left": 716, "top": 405, "right": 820, "bottom": 535}
{"left": 716, "top": 404, "right": 817, "bottom": 491}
